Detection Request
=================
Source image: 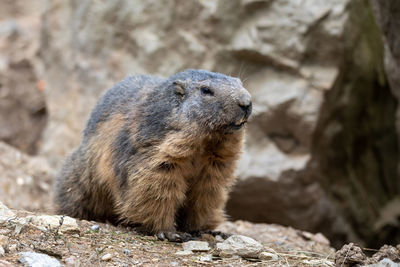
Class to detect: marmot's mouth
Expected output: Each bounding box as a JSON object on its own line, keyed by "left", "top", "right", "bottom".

{"left": 229, "top": 118, "right": 247, "bottom": 131}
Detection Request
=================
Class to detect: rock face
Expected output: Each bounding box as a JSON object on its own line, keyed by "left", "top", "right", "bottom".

{"left": 309, "top": 0, "right": 399, "bottom": 247}
{"left": 371, "top": 0, "right": 400, "bottom": 245}
{"left": 0, "top": 0, "right": 47, "bottom": 155}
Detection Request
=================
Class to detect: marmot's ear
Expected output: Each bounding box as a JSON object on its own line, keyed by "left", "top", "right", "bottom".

{"left": 173, "top": 80, "right": 185, "bottom": 97}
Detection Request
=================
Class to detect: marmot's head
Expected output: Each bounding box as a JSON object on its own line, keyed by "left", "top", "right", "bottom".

{"left": 166, "top": 69, "right": 252, "bottom": 134}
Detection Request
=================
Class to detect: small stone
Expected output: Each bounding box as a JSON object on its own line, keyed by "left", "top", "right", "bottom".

{"left": 259, "top": 252, "right": 279, "bottom": 261}
{"left": 0, "top": 246, "right": 5, "bottom": 257}
{"left": 90, "top": 225, "right": 99, "bottom": 231}
{"left": 372, "top": 245, "right": 400, "bottom": 262}
{"left": 101, "top": 253, "right": 112, "bottom": 261}
{"left": 0, "top": 202, "right": 15, "bottom": 224}
{"left": 313, "top": 233, "right": 330, "bottom": 246}
{"left": 335, "top": 243, "right": 367, "bottom": 266}
{"left": 29, "top": 215, "right": 80, "bottom": 234}
{"left": 0, "top": 260, "right": 13, "bottom": 267}
{"left": 215, "top": 235, "right": 224, "bottom": 242}
{"left": 8, "top": 244, "right": 17, "bottom": 253}
{"left": 0, "top": 236, "right": 8, "bottom": 250}
{"left": 64, "top": 256, "right": 76, "bottom": 267}
{"left": 199, "top": 254, "right": 213, "bottom": 262}
{"left": 216, "top": 235, "right": 263, "bottom": 258}
{"left": 362, "top": 258, "right": 399, "bottom": 267}
{"left": 175, "top": 250, "right": 193, "bottom": 256}
{"left": 19, "top": 251, "right": 62, "bottom": 267}
{"left": 123, "top": 249, "right": 131, "bottom": 255}
{"left": 170, "top": 261, "right": 179, "bottom": 266}
{"left": 182, "top": 241, "right": 210, "bottom": 252}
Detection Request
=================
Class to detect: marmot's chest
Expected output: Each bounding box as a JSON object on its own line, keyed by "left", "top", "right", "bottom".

{"left": 179, "top": 147, "right": 218, "bottom": 185}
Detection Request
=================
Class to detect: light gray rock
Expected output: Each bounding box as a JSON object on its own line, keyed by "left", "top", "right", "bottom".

{"left": 182, "top": 241, "right": 210, "bottom": 252}
{"left": 362, "top": 259, "right": 400, "bottom": 267}
{"left": 19, "top": 251, "right": 62, "bottom": 267}
{"left": 90, "top": 224, "right": 99, "bottom": 231}
{"left": 0, "top": 202, "right": 14, "bottom": 224}
{"left": 0, "top": 245, "right": 5, "bottom": 257}
{"left": 199, "top": 254, "right": 213, "bottom": 262}
{"left": 101, "top": 253, "right": 112, "bottom": 261}
{"left": 175, "top": 250, "right": 193, "bottom": 256}
{"left": 216, "top": 235, "right": 263, "bottom": 258}
{"left": 28, "top": 215, "right": 79, "bottom": 234}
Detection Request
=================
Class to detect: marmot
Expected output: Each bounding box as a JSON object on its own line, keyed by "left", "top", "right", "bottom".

{"left": 54, "top": 69, "right": 252, "bottom": 241}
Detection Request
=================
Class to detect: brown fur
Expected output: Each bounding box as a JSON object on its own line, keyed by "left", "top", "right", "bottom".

{"left": 54, "top": 69, "right": 251, "bottom": 237}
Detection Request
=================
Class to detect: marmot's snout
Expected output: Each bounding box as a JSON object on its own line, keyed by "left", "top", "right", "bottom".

{"left": 230, "top": 89, "right": 252, "bottom": 130}
{"left": 238, "top": 93, "right": 252, "bottom": 119}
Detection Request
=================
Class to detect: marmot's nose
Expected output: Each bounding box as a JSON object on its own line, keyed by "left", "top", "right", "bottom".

{"left": 238, "top": 94, "right": 252, "bottom": 111}
{"left": 239, "top": 101, "right": 251, "bottom": 112}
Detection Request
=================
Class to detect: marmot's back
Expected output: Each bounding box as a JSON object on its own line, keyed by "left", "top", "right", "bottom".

{"left": 54, "top": 69, "right": 252, "bottom": 241}
{"left": 83, "top": 75, "right": 164, "bottom": 138}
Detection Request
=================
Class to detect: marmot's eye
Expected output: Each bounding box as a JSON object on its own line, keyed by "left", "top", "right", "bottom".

{"left": 201, "top": 87, "right": 214, "bottom": 96}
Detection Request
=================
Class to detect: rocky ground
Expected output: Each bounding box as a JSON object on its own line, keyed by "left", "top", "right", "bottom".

{"left": 0, "top": 141, "right": 399, "bottom": 266}
{"left": 0, "top": 200, "right": 334, "bottom": 267}
{"left": 0, "top": 200, "right": 399, "bottom": 267}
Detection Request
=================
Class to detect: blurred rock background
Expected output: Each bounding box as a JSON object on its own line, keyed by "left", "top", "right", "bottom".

{"left": 0, "top": 0, "right": 399, "bottom": 249}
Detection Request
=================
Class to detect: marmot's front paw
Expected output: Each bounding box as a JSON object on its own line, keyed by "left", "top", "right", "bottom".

{"left": 156, "top": 231, "right": 193, "bottom": 242}
{"left": 191, "top": 230, "right": 231, "bottom": 240}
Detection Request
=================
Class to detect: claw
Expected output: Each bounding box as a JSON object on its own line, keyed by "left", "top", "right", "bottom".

{"left": 156, "top": 232, "right": 166, "bottom": 241}
{"left": 156, "top": 231, "right": 194, "bottom": 242}
{"left": 191, "top": 230, "right": 231, "bottom": 240}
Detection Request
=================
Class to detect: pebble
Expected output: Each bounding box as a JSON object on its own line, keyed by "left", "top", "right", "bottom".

{"left": 29, "top": 215, "right": 80, "bottom": 234}
{"left": 64, "top": 256, "right": 76, "bottom": 267}
{"left": 199, "top": 254, "right": 213, "bottom": 262}
{"left": 215, "top": 235, "right": 224, "bottom": 242}
{"left": 175, "top": 250, "right": 193, "bottom": 256}
{"left": 216, "top": 235, "right": 263, "bottom": 258}
{"left": 101, "top": 253, "right": 112, "bottom": 261}
{"left": 132, "top": 260, "right": 141, "bottom": 265}
{"left": 123, "top": 249, "right": 131, "bottom": 255}
{"left": 91, "top": 225, "right": 99, "bottom": 231}
{"left": 19, "top": 251, "right": 62, "bottom": 267}
{"left": 170, "top": 261, "right": 179, "bottom": 266}
{"left": 0, "top": 202, "right": 15, "bottom": 224}
{"left": 8, "top": 244, "right": 17, "bottom": 253}
{"left": 182, "top": 241, "right": 210, "bottom": 252}
{"left": 0, "top": 246, "right": 4, "bottom": 257}
{"left": 259, "top": 252, "right": 279, "bottom": 261}
{"left": 0, "top": 236, "right": 8, "bottom": 250}
{"left": 363, "top": 258, "right": 399, "bottom": 267}
{"left": 0, "top": 260, "right": 13, "bottom": 267}
{"left": 313, "top": 233, "right": 330, "bottom": 246}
